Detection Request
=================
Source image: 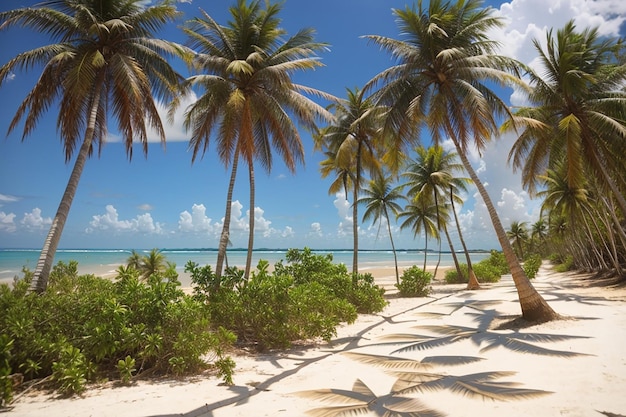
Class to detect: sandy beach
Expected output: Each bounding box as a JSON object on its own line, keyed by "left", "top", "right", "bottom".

{"left": 7, "top": 263, "right": 626, "bottom": 417}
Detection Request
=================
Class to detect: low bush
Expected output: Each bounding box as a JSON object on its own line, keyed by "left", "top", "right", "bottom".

{"left": 188, "top": 248, "right": 386, "bottom": 350}
{"left": 523, "top": 254, "right": 543, "bottom": 279}
{"left": 444, "top": 251, "right": 509, "bottom": 284}
{"left": 396, "top": 266, "right": 432, "bottom": 297}
{"left": 0, "top": 261, "right": 235, "bottom": 399}
{"left": 554, "top": 255, "right": 574, "bottom": 273}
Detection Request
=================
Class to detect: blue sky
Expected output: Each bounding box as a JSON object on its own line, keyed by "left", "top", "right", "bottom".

{"left": 0, "top": 0, "right": 625, "bottom": 251}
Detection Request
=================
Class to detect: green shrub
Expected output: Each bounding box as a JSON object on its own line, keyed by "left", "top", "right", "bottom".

{"left": 444, "top": 251, "right": 508, "bottom": 284}
{"left": 188, "top": 249, "right": 385, "bottom": 351}
{"left": 523, "top": 254, "right": 543, "bottom": 279}
{"left": 0, "top": 260, "right": 235, "bottom": 397}
{"left": 555, "top": 255, "right": 574, "bottom": 272}
{"left": 0, "top": 335, "right": 13, "bottom": 407}
{"left": 396, "top": 266, "right": 432, "bottom": 297}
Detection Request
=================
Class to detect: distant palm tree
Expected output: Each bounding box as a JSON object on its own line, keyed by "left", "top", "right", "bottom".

{"left": 530, "top": 219, "right": 548, "bottom": 255}
{"left": 0, "top": 0, "right": 184, "bottom": 292}
{"left": 315, "top": 87, "right": 385, "bottom": 274}
{"left": 126, "top": 250, "right": 143, "bottom": 271}
{"left": 175, "top": 0, "right": 332, "bottom": 278}
{"left": 402, "top": 145, "right": 479, "bottom": 288}
{"left": 359, "top": 174, "right": 405, "bottom": 284}
{"left": 505, "top": 21, "right": 626, "bottom": 217}
{"left": 398, "top": 193, "right": 440, "bottom": 272}
{"left": 507, "top": 221, "right": 528, "bottom": 261}
{"left": 141, "top": 248, "right": 167, "bottom": 279}
{"left": 365, "top": 0, "right": 557, "bottom": 321}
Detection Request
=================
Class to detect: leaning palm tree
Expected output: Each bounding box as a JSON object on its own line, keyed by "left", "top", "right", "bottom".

{"left": 358, "top": 174, "right": 405, "bottom": 284}
{"left": 174, "top": 0, "right": 333, "bottom": 278}
{"left": 365, "top": 0, "right": 558, "bottom": 321}
{"left": 315, "top": 86, "right": 386, "bottom": 274}
{"left": 0, "top": 0, "right": 184, "bottom": 292}
{"left": 505, "top": 21, "right": 626, "bottom": 218}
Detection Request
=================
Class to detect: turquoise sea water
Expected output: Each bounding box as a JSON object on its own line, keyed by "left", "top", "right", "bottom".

{"left": 0, "top": 248, "right": 491, "bottom": 284}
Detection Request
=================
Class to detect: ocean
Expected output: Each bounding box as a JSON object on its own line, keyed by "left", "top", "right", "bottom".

{"left": 0, "top": 248, "right": 491, "bottom": 286}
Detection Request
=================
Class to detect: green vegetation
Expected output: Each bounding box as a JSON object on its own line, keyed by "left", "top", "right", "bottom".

{"left": 188, "top": 248, "right": 387, "bottom": 351}
{"left": 445, "top": 251, "right": 510, "bottom": 284}
{"left": 0, "top": 260, "right": 236, "bottom": 399}
{"left": 395, "top": 266, "right": 432, "bottom": 297}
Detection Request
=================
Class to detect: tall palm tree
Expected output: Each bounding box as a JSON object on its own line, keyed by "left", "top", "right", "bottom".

{"left": 507, "top": 221, "right": 528, "bottom": 261}
{"left": 398, "top": 193, "right": 440, "bottom": 272}
{"left": 315, "top": 87, "right": 385, "bottom": 274}
{"left": 365, "top": 0, "right": 558, "bottom": 321}
{"left": 0, "top": 0, "right": 184, "bottom": 292}
{"left": 530, "top": 218, "right": 548, "bottom": 255}
{"left": 174, "top": 0, "right": 333, "bottom": 278}
{"left": 505, "top": 21, "right": 626, "bottom": 217}
{"left": 358, "top": 174, "right": 405, "bottom": 284}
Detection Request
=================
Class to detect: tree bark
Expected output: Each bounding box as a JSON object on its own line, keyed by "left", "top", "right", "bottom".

{"left": 216, "top": 153, "right": 239, "bottom": 278}
{"left": 245, "top": 162, "right": 255, "bottom": 279}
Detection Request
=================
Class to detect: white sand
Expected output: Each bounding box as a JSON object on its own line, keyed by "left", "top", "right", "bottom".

{"left": 7, "top": 263, "right": 626, "bottom": 417}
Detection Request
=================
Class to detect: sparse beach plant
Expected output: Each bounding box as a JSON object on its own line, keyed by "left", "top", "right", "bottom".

{"left": 396, "top": 266, "right": 432, "bottom": 297}
{"left": 117, "top": 356, "right": 136, "bottom": 385}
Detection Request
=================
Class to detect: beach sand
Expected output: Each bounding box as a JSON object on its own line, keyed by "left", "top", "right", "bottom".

{"left": 7, "top": 263, "right": 626, "bottom": 417}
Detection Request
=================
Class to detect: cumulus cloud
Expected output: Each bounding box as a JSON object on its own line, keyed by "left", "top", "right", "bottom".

{"left": 0, "top": 212, "right": 17, "bottom": 233}
{"left": 21, "top": 208, "right": 52, "bottom": 230}
{"left": 333, "top": 192, "right": 353, "bottom": 237}
{"left": 309, "top": 222, "right": 323, "bottom": 237}
{"left": 87, "top": 205, "right": 163, "bottom": 234}
{"left": 147, "top": 91, "right": 198, "bottom": 143}
{"left": 178, "top": 203, "right": 216, "bottom": 233}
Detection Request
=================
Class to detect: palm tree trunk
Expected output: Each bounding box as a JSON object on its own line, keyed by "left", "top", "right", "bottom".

{"left": 454, "top": 140, "right": 558, "bottom": 322}
{"left": 450, "top": 186, "right": 480, "bottom": 289}
{"left": 384, "top": 206, "right": 400, "bottom": 285}
{"left": 30, "top": 86, "right": 102, "bottom": 293}
{"left": 443, "top": 224, "right": 462, "bottom": 282}
{"left": 352, "top": 141, "right": 363, "bottom": 276}
{"left": 422, "top": 222, "right": 428, "bottom": 272}
{"left": 245, "top": 162, "right": 255, "bottom": 279}
{"left": 216, "top": 153, "right": 240, "bottom": 278}
{"left": 433, "top": 190, "right": 441, "bottom": 279}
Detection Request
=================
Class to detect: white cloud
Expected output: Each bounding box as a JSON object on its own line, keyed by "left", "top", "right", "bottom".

{"left": 178, "top": 203, "right": 216, "bottom": 233}
{"left": 147, "top": 91, "right": 198, "bottom": 143}
{"left": 0, "top": 194, "right": 20, "bottom": 206}
{"left": 333, "top": 192, "right": 353, "bottom": 237}
{"left": 309, "top": 222, "right": 323, "bottom": 237}
{"left": 21, "top": 208, "right": 52, "bottom": 229}
{"left": 0, "top": 212, "right": 16, "bottom": 233}
{"left": 137, "top": 203, "right": 153, "bottom": 211}
{"left": 87, "top": 205, "right": 163, "bottom": 234}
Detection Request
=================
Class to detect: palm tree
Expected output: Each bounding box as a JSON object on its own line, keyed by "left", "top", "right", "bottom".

{"left": 505, "top": 21, "right": 626, "bottom": 218}
{"left": 365, "top": 0, "right": 558, "bottom": 321}
{"left": 530, "top": 219, "right": 548, "bottom": 255}
{"left": 398, "top": 193, "right": 440, "bottom": 272}
{"left": 402, "top": 145, "right": 480, "bottom": 288}
{"left": 315, "top": 87, "right": 385, "bottom": 274}
{"left": 507, "top": 221, "right": 528, "bottom": 261}
{"left": 358, "top": 174, "right": 405, "bottom": 284}
{"left": 0, "top": 0, "right": 184, "bottom": 293}
{"left": 126, "top": 250, "right": 143, "bottom": 271}
{"left": 140, "top": 248, "right": 167, "bottom": 279}
{"left": 174, "top": 0, "right": 332, "bottom": 278}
